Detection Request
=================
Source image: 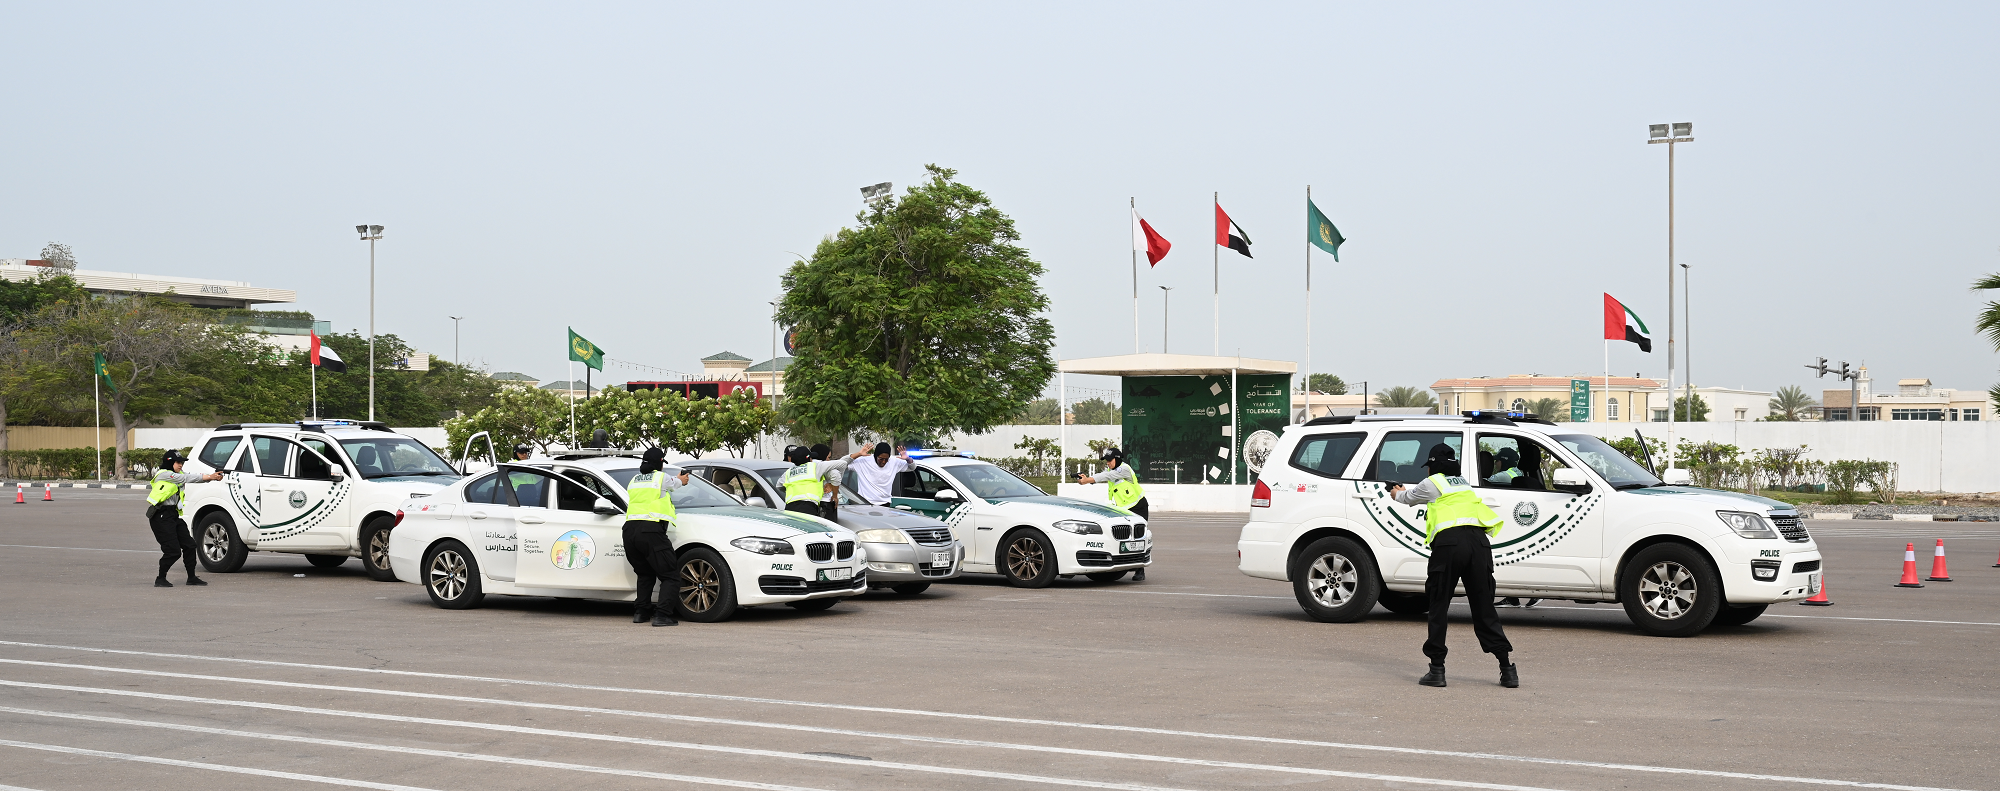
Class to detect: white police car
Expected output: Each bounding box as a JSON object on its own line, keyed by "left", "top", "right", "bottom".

{"left": 180, "top": 421, "right": 460, "bottom": 580}
{"left": 1238, "top": 412, "right": 1822, "bottom": 637}
{"left": 890, "top": 456, "right": 1149, "bottom": 587}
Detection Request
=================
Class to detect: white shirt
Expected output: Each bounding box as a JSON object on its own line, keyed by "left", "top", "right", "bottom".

{"left": 848, "top": 456, "right": 912, "bottom": 505}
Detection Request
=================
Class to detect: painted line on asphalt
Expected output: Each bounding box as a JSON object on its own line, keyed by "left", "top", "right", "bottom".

{"left": 0, "top": 643, "right": 1971, "bottom": 791}
{"left": 0, "top": 738, "right": 438, "bottom": 790}
{"left": 0, "top": 678, "right": 1578, "bottom": 791}
{"left": 0, "top": 706, "right": 836, "bottom": 791}
{"left": 0, "top": 544, "right": 154, "bottom": 554}
{"left": 1451, "top": 604, "right": 2000, "bottom": 628}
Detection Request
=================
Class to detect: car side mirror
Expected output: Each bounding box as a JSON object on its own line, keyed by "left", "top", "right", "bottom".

{"left": 1662, "top": 468, "right": 1692, "bottom": 486}
{"left": 592, "top": 497, "right": 623, "bottom": 517}
{"left": 934, "top": 489, "right": 961, "bottom": 502}
{"left": 745, "top": 496, "right": 768, "bottom": 508}
{"left": 1551, "top": 468, "right": 1590, "bottom": 493}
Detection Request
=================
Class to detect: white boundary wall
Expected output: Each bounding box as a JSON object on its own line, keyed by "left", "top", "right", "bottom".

{"left": 940, "top": 425, "right": 1122, "bottom": 459}
{"left": 1563, "top": 421, "right": 2000, "bottom": 493}
{"left": 1058, "top": 482, "right": 1251, "bottom": 514}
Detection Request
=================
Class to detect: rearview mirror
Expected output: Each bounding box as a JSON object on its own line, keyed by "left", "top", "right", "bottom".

{"left": 592, "top": 497, "right": 623, "bottom": 517}
{"left": 1551, "top": 468, "right": 1589, "bottom": 493}
{"left": 1662, "top": 468, "right": 1692, "bottom": 485}
{"left": 745, "top": 496, "right": 769, "bottom": 508}
{"left": 329, "top": 467, "right": 346, "bottom": 481}
{"left": 934, "top": 489, "right": 961, "bottom": 502}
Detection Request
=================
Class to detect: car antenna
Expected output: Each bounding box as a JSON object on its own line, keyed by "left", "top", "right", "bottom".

{"left": 1632, "top": 428, "right": 1660, "bottom": 477}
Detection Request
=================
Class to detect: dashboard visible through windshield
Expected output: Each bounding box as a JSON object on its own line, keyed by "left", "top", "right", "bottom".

{"left": 337, "top": 436, "right": 457, "bottom": 480}
{"left": 944, "top": 463, "right": 1047, "bottom": 499}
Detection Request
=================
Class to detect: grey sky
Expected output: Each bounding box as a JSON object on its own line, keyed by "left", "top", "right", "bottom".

{"left": 4, "top": 2, "right": 1996, "bottom": 402}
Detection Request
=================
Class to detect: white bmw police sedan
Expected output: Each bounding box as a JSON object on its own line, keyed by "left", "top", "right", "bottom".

{"left": 387, "top": 453, "right": 866, "bottom": 621}
{"left": 889, "top": 456, "right": 1150, "bottom": 587}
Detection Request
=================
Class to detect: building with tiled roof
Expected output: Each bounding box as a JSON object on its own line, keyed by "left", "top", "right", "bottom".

{"left": 1430, "top": 374, "right": 1666, "bottom": 422}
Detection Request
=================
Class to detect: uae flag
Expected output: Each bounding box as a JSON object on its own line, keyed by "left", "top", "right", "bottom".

{"left": 1215, "top": 204, "right": 1252, "bottom": 258}
{"left": 1602, "top": 294, "right": 1652, "bottom": 352}
{"left": 1132, "top": 209, "right": 1172, "bottom": 266}
{"left": 310, "top": 332, "right": 347, "bottom": 372}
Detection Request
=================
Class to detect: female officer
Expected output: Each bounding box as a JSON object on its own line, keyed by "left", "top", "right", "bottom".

{"left": 147, "top": 450, "right": 223, "bottom": 587}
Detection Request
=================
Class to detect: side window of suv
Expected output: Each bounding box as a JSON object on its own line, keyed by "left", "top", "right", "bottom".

{"left": 197, "top": 435, "right": 242, "bottom": 469}
{"left": 1368, "top": 431, "right": 1465, "bottom": 484}
{"left": 1289, "top": 432, "right": 1367, "bottom": 479}
{"left": 250, "top": 436, "right": 288, "bottom": 475}
{"left": 1475, "top": 434, "right": 1574, "bottom": 491}
{"left": 300, "top": 437, "right": 350, "bottom": 474}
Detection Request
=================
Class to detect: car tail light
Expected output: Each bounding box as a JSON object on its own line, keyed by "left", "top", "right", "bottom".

{"left": 393, "top": 509, "right": 405, "bottom": 526}
{"left": 1251, "top": 479, "right": 1272, "bottom": 508}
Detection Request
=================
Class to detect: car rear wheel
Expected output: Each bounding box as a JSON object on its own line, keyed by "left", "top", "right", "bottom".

{"left": 1291, "top": 536, "right": 1381, "bottom": 623}
{"left": 676, "top": 548, "right": 738, "bottom": 623}
{"left": 1085, "top": 571, "right": 1128, "bottom": 583}
{"left": 1000, "top": 529, "right": 1057, "bottom": 588}
{"left": 786, "top": 597, "right": 839, "bottom": 612}
{"left": 1712, "top": 603, "right": 1769, "bottom": 627}
{"left": 1619, "top": 543, "right": 1722, "bottom": 637}
{"left": 890, "top": 582, "right": 931, "bottom": 595}
{"left": 422, "top": 540, "right": 484, "bottom": 609}
{"left": 195, "top": 512, "right": 248, "bottom": 573}
{"left": 305, "top": 554, "right": 347, "bottom": 568}
{"left": 359, "top": 515, "right": 397, "bottom": 581}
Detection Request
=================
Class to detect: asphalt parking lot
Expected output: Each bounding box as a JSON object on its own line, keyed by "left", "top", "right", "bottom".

{"left": 1, "top": 491, "right": 1996, "bottom": 791}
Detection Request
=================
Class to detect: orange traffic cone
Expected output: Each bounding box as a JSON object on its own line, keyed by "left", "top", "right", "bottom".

{"left": 41, "top": 484, "right": 52, "bottom": 502}
{"left": 1799, "top": 571, "right": 1833, "bottom": 606}
{"left": 1926, "top": 538, "right": 1951, "bottom": 581}
{"left": 12, "top": 485, "right": 22, "bottom": 504}
{"left": 1894, "top": 543, "right": 1925, "bottom": 588}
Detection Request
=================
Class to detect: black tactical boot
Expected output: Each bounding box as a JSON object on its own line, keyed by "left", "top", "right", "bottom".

{"left": 1419, "top": 664, "right": 1446, "bottom": 688}
{"left": 1133, "top": 568, "right": 1147, "bottom": 581}
{"left": 632, "top": 608, "right": 653, "bottom": 624}
{"left": 185, "top": 576, "right": 207, "bottom": 586}
{"left": 1500, "top": 663, "right": 1520, "bottom": 688}
{"left": 652, "top": 610, "right": 679, "bottom": 627}
{"left": 155, "top": 577, "right": 173, "bottom": 588}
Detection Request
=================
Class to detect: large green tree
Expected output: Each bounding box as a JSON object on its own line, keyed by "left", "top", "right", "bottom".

{"left": 36, "top": 297, "right": 229, "bottom": 477}
{"left": 779, "top": 165, "right": 1056, "bottom": 441}
{"left": 1302, "top": 373, "right": 1347, "bottom": 395}
{"left": 0, "top": 272, "right": 89, "bottom": 469}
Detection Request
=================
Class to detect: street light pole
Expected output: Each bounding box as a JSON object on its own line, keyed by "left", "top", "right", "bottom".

{"left": 1158, "top": 286, "right": 1173, "bottom": 354}
{"left": 768, "top": 300, "right": 781, "bottom": 416}
{"left": 1681, "top": 263, "right": 1692, "bottom": 421}
{"left": 356, "top": 224, "right": 384, "bottom": 421}
{"left": 1648, "top": 123, "right": 1692, "bottom": 466}
{"left": 448, "top": 316, "right": 463, "bottom": 367}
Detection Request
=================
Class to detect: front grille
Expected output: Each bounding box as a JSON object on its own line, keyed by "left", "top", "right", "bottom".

{"left": 1771, "top": 515, "right": 1810, "bottom": 543}
{"left": 758, "top": 572, "right": 866, "bottom": 595}
{"left": 1112, "top": 525, "right": 1132, "bottom": 540}
{"left": 1076, "top": 551, "right": 1151, "bottom": 567}
{"left": 805, "top": 543, "right": 833, "bottom": 561}
{"left": 837, "top": 541, "right": 854, "bottom": 560}
{"left": 1792, "top": 560, "right": 1821, "bottom": 574}
{"left": 906, "top": 528, "right": 953, "bottom": 545}
{"left": 919, "top": 561, "right": 956, "bottom": 577}
{"left": 1133, "top": 524, "right": 1146, "bottom": 539}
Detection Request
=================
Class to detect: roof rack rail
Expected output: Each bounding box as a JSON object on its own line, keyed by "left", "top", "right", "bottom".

{"left": 1460, "top": 410, "right": 1556, "bottom": 426}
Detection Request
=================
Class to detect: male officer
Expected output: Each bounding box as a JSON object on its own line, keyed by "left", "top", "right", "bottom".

{"left": 779, "top": 445, "right": 850, "bottom": 518}
{"left": 807, "top": 443, "right": 852, "bottom": 522}
{"left": 1386, "top": 443, "right": 1518, "bottom": 688}
{"left": 1075, "top": 447, "right": 1147, "bottom": 581}
{"left": 624, "top": 447, "right": 688, "bottom": 627}
{"left": 147, "top": 450, "right": 223, "bottom": 587}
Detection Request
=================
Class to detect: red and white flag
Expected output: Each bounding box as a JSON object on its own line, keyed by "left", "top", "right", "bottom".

{"left": 310, "top": 332, "right": 347, "bottom": 372}
{"left": 1132, "top": 209, "right": 1171, "bottom": 266}
{"left": 1215, "top": 204, "right": 1252, "bottom": 258}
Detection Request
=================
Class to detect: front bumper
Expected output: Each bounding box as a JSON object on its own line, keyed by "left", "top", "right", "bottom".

{"left": 1057, "top": 534, "right": 1152, "bottom": 574}
{"left": 1723, "top": 550, "right": 1824, "bottom": 604}
{"left": 862, "top": 540, "right": 963, "bottom": 583}
{"left": 728, "top": 547, "right": 867, "bottom": 606}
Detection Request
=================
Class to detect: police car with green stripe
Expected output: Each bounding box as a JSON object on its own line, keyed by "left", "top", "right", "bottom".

{"left": 387, "top": 453, "right": 866, "bottom": 622}
{"left": 889, "top": 456, "right": 1150, "bottom": 587}
{"left": 1238, "top": 412, "right": 1822, "bottom": 637}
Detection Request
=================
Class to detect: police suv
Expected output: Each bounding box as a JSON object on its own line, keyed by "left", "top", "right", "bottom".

{"left": 180, "top": 421, "right": 460, "bottom": 579}
{"left": 1238, "top": 412, "right": 1822, "bottom": 637}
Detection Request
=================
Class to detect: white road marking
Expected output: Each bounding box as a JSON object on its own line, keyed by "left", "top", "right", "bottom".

{"left": 0, "top": 706, "right": 832, "bottom": 791}
{"left": 0, "top": 544, "right": 154, "bottom": 554}
{"left": 1448, "top": 604, "right": 2000, "bottom": 628}
{"left": 0, "top": 678, "right": 1578, "bottom": 791}
{"left": 0, "top": 645, "right": 1972, "bottom": 791}
{"left": 0, "top": 738, "right": 438, "bottom": 790}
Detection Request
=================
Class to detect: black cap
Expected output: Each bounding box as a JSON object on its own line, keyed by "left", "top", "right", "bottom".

{"left": 1100, "top": 447, "right": 1124, "bottom": 461}
{"left": 809, "top": 443, "right": 831, "bottom": 460}
{"left": 641, "top": 447, "right": 666, "bottom": 464}
{"left": 161, "top": 449, "right": 186, "bottom": 467}
{"left": 513, "top": 443, "right": 532, "bottom": 455}
{"left": 784, "top": 445, "right": 812, "bottom": 464}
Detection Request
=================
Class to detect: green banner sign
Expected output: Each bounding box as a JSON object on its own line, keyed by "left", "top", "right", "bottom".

{"left": 1120, "top": 374, "right": 1292, "bottom": 484}
{"left": 1570, "top": 379, "right": 1591, "bottom": 423}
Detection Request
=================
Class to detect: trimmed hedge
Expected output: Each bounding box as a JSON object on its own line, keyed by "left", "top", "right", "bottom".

{"left": 0, "top": 448, "right": 174, "bottom": 480}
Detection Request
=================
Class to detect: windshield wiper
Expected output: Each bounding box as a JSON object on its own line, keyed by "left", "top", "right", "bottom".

{"left": 1614, "top": 482, "right": 1658, "bottom": 490}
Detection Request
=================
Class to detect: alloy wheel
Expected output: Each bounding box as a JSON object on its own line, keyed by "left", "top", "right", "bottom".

{"left": 1307, "top": 553, "right": 1358, "bottom": 606}
{"left": 201, "top": 524, "right": 231, "bottom": 563}
{"left": 1638, "top": 561, "right": 1697, "bottom": 619}
{"left": 680, "top": 559, "right": 720, "bottom": 613}
{"left": 1006, "top": 537, "right": 1045, "bottom": 580}
{"left": 367, "top": 529, "right": 392, "bottom": 572}
{"left": 428, "top": 549, "right": 468, "bottom": 601}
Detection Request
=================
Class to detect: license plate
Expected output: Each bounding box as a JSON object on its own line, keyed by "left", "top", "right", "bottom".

{"left": 818, "top": 567, "right": 853, "bottom": 581}
{"left": 1808, "top": 573, "right": 1821, "bottom": 595}
{"left": 930, "top": 551, "right": 952, "bottom": 565}
{"left": 1120, "top": 540, "right": 1146, "bottom": 553}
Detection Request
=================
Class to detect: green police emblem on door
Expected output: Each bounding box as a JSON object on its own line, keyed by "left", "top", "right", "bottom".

{"left": 1512, "top": 500, "right": 1539, "bottom": 526}
{"left": 288, "top": 490, "right": 307, "bottom": 508}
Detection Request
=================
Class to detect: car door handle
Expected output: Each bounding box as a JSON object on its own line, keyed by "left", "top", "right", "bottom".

{"left": 262, "top": 486, "right": 285, "bottom": 492}
{"left": 469, "top": 511, "right": 488, "bottom": 520}
{"left": 517, "top": 515, "right": 546, "bottom": 525}
{"left": 1482, "top": 498, "right": 1500, "bottom": 507}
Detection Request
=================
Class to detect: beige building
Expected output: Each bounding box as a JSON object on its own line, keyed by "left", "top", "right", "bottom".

{"left": 1823, "top": 370, "right": 1988, "bottom": 421}
{"left": 1430, "top": 375, "right": 1668, "bottom": 422}
{"left": 702, "top": 350, "right": 790, "bottom": 397}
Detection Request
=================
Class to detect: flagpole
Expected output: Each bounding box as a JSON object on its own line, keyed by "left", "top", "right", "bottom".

{"left": 93, "top": 367, "right": 101, "bottom": 481}
{"left": 1131, "top": 197, "right": 1139, "bottom": 355}
{"left": 311, "top": 357, "right": 318, "bottom": 420}
{"left": 568, "top": 359, "right": 577, "bottom": 448}
{"left": 1303, "top": 185, "right": 1312, "bottom": 424}
{"left": 1213, "top": 191, "right": 1220, "bottom": 357}
{"left": 1603, "top": 340, "right": 1608, "bottom": 425}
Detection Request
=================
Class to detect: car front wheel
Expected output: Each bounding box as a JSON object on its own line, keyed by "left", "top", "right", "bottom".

{"left": 1000, "top": 529, "right": 1058, "bottom": 588}
{"left": 422, "top": 540, "right": 484, "bottom": 609}
{"left": 1619, "top": 543, "right": 1722, "bottom": 637}
{"left": 676, "top": 548, "right": 738, "bottom": 623}
{"left": 359, "top": 515, "right": 397, "bottom": 581}
{"left": 196, "top": 512, "right": 248, "bottom": 573}
{"left": 1291, "top": 536, "right": 1381, "bottom": 623}
{"left": 1711, "top": 603, "right": 1768, "bottom": 627}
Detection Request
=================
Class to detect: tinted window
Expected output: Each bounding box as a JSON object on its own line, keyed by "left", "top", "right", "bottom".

{"left": 557, "top": 468, "right": 624, "bottom": 509}
{"left": 1474, "top": 434, "right": 1574, "bottom": 491}
{"left": 198, "top": 436, "right": 242, "bottom": 469}
{"left": 251, "top": 436, "right": 287, "bottom": 475}
{"left": 294, "top": 445, "right": 336, "bottom": 480}
{"left": 1289, "top": 433, "right": 1366, "bottom": 479}
{"left": 896, "top": 467, "right": 953, "bottom": 498}
{"left": 1369, "top": 431, "right": 1464, "bottom": 484}
{"left": 504, "top": 471, "right": 549, "bottom": 508}
{"left": 553, "top": 475, "right": 600, "bottom": 512}
{"left": 707, "top": 468, "right": 766, "bottom": 503}
{"left": 338, "top": 437, "right": 455, "bottom": 479}
{"left": 300, "top": 438, "right": 348, "bottom": 473}
{"left": 463, "top": 473, "right": 502, "bottom": 505}
{"left": 233, "top": 447, "right": 258, "bottom": 473}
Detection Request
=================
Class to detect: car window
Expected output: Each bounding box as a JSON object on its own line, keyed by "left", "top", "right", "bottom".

{"left": 292, "top": 442, "right": 338, "bottom": 481}
{"left": 552, "top": 474, "right": 601, "bottom": 512}
{"left": 463, "top": 473, "right": 503, "bottom": 505}
{"left": 1369, "top": 431, "right": 1464, "bottom": 484}
{"left": 1289, "top": 432, "right": 1367, "bottom": 479}
{"left": 557, "top": 467, "right": 625, "bottom": 509}
{"left": 1554, "top": 434, "right": 1661, "bottom": 488}
{"left": 299, "top": 437, "right": 349, "bottom": 473}
{"left": 503, "top": 470, "right": 550, "bottom": 508}
{"left": 896, "top": 467, "right": 953, "bottom": 498}
{"left": 1475, "top": 434, "right": 1574, "bottom": 491}
{"left": 197, "top": 436, "right": 242, "bottom": 469}
{"left": 233, "top": 446, "right": 258, "bottom": 473}
{"left": 941, "top": 463, "right": 1045, "bottom": 499}
{"left": 756, "top": 467, "right": 786, "bottom": 494}
{"left": 250, "top": 436, "right": 288, "bottom": 476}
{"left": 707, "top": 468, "right": 766, "bottom": 503}
{"left": 337, "top": 436, "right": 456, "bottom": 479}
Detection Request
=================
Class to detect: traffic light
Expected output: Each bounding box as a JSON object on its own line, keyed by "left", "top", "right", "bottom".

{"left": 1837, "top": 362, "right": 1852, "bottom": 381}
{"left": 1806, "top": 357, "right": 1829, "bottom": 378}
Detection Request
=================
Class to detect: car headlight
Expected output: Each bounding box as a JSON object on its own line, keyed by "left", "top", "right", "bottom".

{"left": 1716, "top": 511, "right": 1778, "bottom": 539}
{"left": 854, "top": 529, "right": 908, "bottom": 544}
{"left": 1051, "top": 520, "right": 1102, "bottom": 535}
{"left": 731, "top": 537, "right": 795, "bottom": 555}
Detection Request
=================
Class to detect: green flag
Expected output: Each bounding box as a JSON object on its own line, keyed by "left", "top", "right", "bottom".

{"left": 1307, "top": 199, "right": 1346, "bottom": 261}
{"left": 567, "top": 328, "right": 605, "bottom": 371}
{"left": 93, "top": 352, "right": 118, "bottom": 394}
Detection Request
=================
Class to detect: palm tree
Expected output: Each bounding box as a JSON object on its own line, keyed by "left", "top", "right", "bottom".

{"left": 1768, "top": 385, "right": 1816, "bottom": 421}
{"left": 1526, "top": 397, "right": 1570, "bottom": 422}
{"left": 1975, "top": 274, "right": 2000, "bottom": 409}
{"left": 1377, "top": 386, "right": 1438, "bottom": 412}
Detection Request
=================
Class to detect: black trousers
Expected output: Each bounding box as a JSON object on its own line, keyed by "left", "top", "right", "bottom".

{"left": 1126, "top": 497, "right": 1150, "bottom": 520}
{"left": 1423, "top": 525, "right": 1512, "bottom": 663}
{"left": 623, "top": 524, "right": 679, "bottom": 615}
{"left": 149, "top": 509, "right": 197, "bottom": 579}
{"left": 785, "top": 500, "right": 821, "bottom": 516}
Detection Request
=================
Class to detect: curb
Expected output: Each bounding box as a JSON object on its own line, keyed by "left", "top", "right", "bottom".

{"left": 1803, "top": 512, "right": 1999, "bottom": 522}
{"left": 3, "top": 482, "right": 148, "bottom": 489}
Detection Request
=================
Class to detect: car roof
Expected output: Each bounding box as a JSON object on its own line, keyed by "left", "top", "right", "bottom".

{"left": 1288, "top": 414, "right": 1571, "bottom": 437}
{"left": 552, "top": 456, "right": 647, "bottom": 471}
{"left": 689, "top": 458, "right": 790, "bottom": 472}
{"left": 921, "top": 456, "right": 991, "bottom": 468}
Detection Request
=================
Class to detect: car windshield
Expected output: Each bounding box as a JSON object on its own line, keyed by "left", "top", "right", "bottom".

{"left": 944, "top": 462, "right": 1047, "bottom": 499}
{"left": 337, "top": 436, "right": 457, "bottom": 479}
{"left": 1553, "top": 434, "right": 1662, "bottom": 488}
{"left": 756, "top": 468, "right": 785, "bottom": 493}
{"left": 602, "top": 467, "right": 744, "bottom": 508}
